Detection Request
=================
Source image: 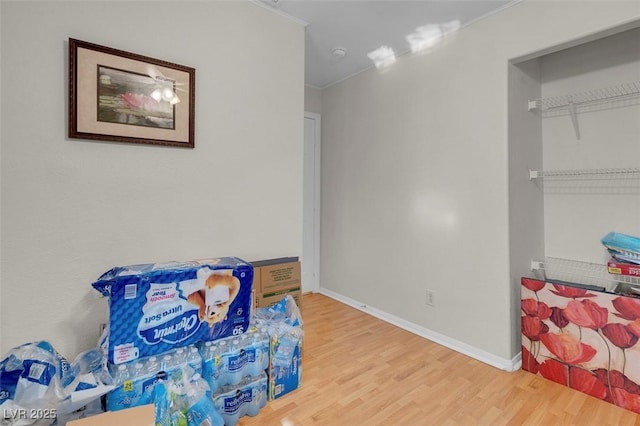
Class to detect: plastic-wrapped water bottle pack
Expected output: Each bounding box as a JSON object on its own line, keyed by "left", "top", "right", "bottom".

{"left": 212, "top": 372, "right": 268, "bottom": 426}
{"left": 198, "top": 329, "right": 270, "bottom": 392}
{"left": 105, "top": 344, "right": 202, "bottom": 411}
{"left": 152, "top": 367, "right": 224, "bottom": 426}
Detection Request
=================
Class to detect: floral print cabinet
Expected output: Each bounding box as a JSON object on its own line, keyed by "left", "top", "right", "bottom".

{"left": 521, "top": 277, "right": 640, "bottom": 414}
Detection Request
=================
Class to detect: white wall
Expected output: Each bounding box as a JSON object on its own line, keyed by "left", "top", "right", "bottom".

{"left": 0, "top": 1, "right": 304, "bottom": 358}
{"left": 304, "top": 85, "right": 322, "bottom": 115}
{"left": 508, "top": 57, "right": 544, "bottom": 361}
{"left": 320, "top": 0, "right": 640, "bottom": 364}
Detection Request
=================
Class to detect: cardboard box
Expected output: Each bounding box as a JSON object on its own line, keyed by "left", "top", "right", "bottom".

{"left": 252, "top": 257, "right": 300, "bottom": 294}
{"left": 252, "top": 257, "right": 301, "bottom": 310}
{"left": 67, "top": 404, "right": 154, "bottom": 426}
{"left": 92, "top": 257, "right": 253, "bottom": 364}
{"left": 252, "top": 268, "right": 262, "bottom": 299}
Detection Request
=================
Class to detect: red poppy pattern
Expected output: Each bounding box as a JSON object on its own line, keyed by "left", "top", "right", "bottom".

{"left": 521, "top": 277, "right": 640, "bottom": 415}
{"left": 549, "top": 306, "right": 570, "bottom": 329}
{"left": 628, "top": 319, "right": 640, "bottom": 338}
{"left": 522, "top": 277, "right": 546, "bottom": 292}
{"left": 602, "top": 323, "right": 639, "bottom": 349}
{"left": 563, "top": 299, "right": 608, "bottom": 330}
{"left": 521, "top": 299, "right": 552, "bottom": 319}
{"left": 612, "top": 297, "right": 640, "bottom": 321}
{"left": 549, "top": 284, "right": 597, "bottom": 299}
{"left": 539, "top": 332, "right": 597, "bottom": 364}
{"left": 522, "top": 316, "right": 549, "bottom": 341}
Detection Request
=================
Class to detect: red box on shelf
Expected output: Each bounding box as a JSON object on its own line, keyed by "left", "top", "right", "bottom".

{"left": 608, "top": 259, "right": 640, "bottom": 276}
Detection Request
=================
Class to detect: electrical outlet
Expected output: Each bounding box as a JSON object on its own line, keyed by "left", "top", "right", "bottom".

{"left": 426, "top": 290, "right": 435, "bottom": 307}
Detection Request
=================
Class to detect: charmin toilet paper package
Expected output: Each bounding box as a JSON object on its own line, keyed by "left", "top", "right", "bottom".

{"left": 92, "top": 257, "right": 253, "bottom": 364}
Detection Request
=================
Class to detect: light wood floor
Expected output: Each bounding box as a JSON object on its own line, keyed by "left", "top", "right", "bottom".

{"left": 240, "top": 293, "right": 640, "bottom": 425}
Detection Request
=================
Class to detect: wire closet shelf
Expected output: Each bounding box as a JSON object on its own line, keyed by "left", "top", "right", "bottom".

{"left": 528, "top": 167, "right": 640, "bottom": 195}
{"left": 528, "top": 81, "right": 640, "bottom": 112}
{"left": 527, "top": 81, "right": 640, "bottom": 139}
{"left": 531, "top": 257, "right": 640, "bottom": 294}
{"left": 529, "top": 168, "right": 640, "bottom": 180}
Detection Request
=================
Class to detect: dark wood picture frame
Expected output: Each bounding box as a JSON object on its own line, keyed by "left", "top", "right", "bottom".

{"left": 69, "top": 38, "right": 195, "bottom": 148}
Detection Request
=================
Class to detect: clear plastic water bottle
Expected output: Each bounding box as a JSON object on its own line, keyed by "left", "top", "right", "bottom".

{"left": 108, "top": 364, "right": 134, "bottom": 410}
{"left": 114, "top": 363, "right": 130, "bottom": 386}
{"left": 255, "top": 373, "right": 268, "bottom": 413}
{"left": 185, "top": 374, "right": 224, "bottom": 426}
{"left": 146, "top": 356, "right": 159, "bottom": 376}
{"left": 248, "top": 341, "right": 260, "bottom": 377}
{"left": 187, "top": 345, "right": 202, "bottom": 375}
{"left": 154, "top": 379, "right": 170, "bottom": 426}
{"left": 218, "top": 339, "right": 228, "bottom": 355}
{"left": 201, "top": 349, "right": 218, "bottom": 392}
{"left": 131, "top": 361, "right": 145, "bottom": 380}
{"left": 242, "top": 373, "right": 268, "bottom": 417}
{"left": 228, "top": 339, "right": 245, "bottom": 385}
{"left": 202, "top": 341, "right": 214, "bottom": 362}
{"left": 239, "top": 333, "right": 250, "bottom": 347}
{"left": 207, "top": 342, "right": 218, "bottom": 361}
{"left": 189, "top": 373, "right": 209, "bottom": 394}
{"left": 161, "top": 354, "right": 173, "bottom": 372}
{"left": 173, "top": 347, "right": 187, "bottom": 367}
{"left": 216, "top": 340, "right": 229, "bottom": 386}
{"left": 253, "top": 329, "right": 269, "bottom": 373}
{"left": 262, "top": 330, "right": 271, "bottom": 370}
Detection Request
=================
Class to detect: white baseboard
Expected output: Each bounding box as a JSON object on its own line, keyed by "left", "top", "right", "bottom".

{"left": 317, "top": 287, "right": 522, "bottom": 372}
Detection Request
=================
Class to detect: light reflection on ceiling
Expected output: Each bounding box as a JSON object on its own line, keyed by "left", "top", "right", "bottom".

{"left": 255, "top": 0, "right": 517, "bottom": 88}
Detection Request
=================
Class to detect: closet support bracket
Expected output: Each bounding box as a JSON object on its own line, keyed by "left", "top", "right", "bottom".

{"left": 568, "top": 100, "right": 580, "bottom": 140}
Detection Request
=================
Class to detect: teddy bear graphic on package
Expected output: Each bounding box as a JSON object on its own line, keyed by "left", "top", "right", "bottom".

{"left": 183, "top": 267, "right": 240, "bottom": 327}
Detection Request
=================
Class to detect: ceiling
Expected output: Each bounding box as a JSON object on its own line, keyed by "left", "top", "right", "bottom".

{"left": 256, "top": 0, "right": 516, "bottom": 89}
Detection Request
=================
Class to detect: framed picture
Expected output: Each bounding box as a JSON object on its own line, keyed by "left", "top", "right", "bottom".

{"left": 69, "top": 38, "right": 195, "bottom": 148}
